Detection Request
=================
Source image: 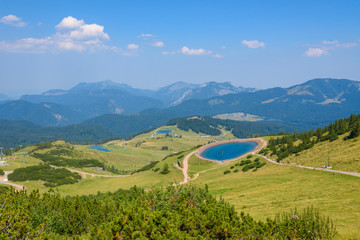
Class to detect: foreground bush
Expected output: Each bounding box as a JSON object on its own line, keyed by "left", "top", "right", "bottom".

{"left": 8, "top": 164, "right": 81, "bottom": 187}
{"left": 0, "top": 185, "right": 337, "bottom": 239}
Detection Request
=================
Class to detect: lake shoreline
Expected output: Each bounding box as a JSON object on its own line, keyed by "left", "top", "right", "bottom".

{"left": 195, "top": 138, "right": 265, "bottom": 163}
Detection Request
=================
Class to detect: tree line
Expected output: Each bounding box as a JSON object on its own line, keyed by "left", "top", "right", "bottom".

{"left": 263, "top": 114, "right": 360, "bottom": 161}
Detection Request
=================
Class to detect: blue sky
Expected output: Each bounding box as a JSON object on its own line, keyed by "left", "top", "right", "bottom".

{"left": 0, "top": 0, "right": 359, "bottom": 97}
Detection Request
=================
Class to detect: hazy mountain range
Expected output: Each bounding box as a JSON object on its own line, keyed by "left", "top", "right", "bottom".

{"left": 1, "top": 80, "right": 256, "bottom": 126}
{"left": 0, "top": 78, "right": 360, "bottom": 146}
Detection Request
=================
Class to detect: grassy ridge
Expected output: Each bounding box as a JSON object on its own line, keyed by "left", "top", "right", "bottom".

{"left": 188, "top": 153, "right": 360, "bottom": 238}
{"left": 282, "top": 133, "right": 360, "bottom": 172}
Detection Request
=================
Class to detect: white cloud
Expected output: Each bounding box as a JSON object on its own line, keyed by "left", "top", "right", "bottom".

{"left": 221, "top": 45, "right": 226, "bottom": 50}
{"left": 68, "top": 23, "right": 109, "bottom": 40}
{"left": 242, "top": 40, "right": 265, "bottom": 48}
{"left": 152, "top": 41, "right": 164, "bottom": 47}
{"left": 0, "top": 16, "right": 118, "bottom": 54}
{"left": 181, "top": 46, "right": 212, "bottom": 55}
{"left": 56, "top": 16, "right": 84, "bottom": 29}
{"left": 304, "top": 48, "right": 327, "bottom": 57}
{"left": 0, "top": 14, "right": 27, "bottom": 27}
{"left": 304, "top": 40, "right": 358, "bottom": 57}
{"left": 127, "top": 43, "right": 139, "bottom": 50}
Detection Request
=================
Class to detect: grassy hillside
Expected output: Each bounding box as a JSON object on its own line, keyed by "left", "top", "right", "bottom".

{"left": 2, "top": 116, "right": 360, "bottom": 238}
{"left": 281, "top": 133, "right": 360, "bottom": 173}
{"left": 78, "top": 125, "right": 224, "bottom": 171}
{"left": 187, "top": 153, "right": 360, "bottom": 238}
{"left": 2, "top": 126, "right": 231, "bottom": 192}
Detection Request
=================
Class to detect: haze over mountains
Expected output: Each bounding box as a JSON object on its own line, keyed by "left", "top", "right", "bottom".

{"left": 1, "top": 80, "right": 256, "bottom": 126}
{"left": 0, "top": 78, "right": 360, "bottom": 146}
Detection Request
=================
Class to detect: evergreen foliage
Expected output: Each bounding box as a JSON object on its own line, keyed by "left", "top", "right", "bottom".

{"left": 160, "top": 163, "right": 170, "bottom": 175}
{"left": 167, "top": 116, "right": 300, "bottom": 139}
{"left": 0, "top": 186, "right": 337, "bottom": 239}
{"left": 32, "top": 153, "right": 104, "bottom": 169}
{"left": 7, "top": 164, "right": 81, "bottom": 187}
{"left": 135, "top": 161, "right": 159, "bottom": 173}
{"left": 265, "top": 114, "right": 360, "bottom": 161}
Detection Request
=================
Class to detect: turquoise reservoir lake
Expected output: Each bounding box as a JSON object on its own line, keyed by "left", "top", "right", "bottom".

{"left": 200, "top": 141, "right": 258, "bottom": 161}
{"left": 156, "top": 130, "right": 172, "bottom": 134}
{"left": 88, "top": 145, "right": 111, "bottom": 152}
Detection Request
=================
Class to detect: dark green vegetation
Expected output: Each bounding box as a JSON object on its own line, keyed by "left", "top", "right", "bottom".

{"left": 0, "top": 186, "right": 337, "bottom": 239}
{"left": 0, "top": 169, "right": 4, "bottom": 176}
{"left": 0, "top": 119, "right": 115, "bottom": 148}
{"left": 168, "top": 117, "right": 222, "bottom": 135}
{"left": 225, "top": 157, "right": 266, "bottom": 173}
{"left": 135, "top": 161, "right": 159, "bottom": 173}
{"left": 168, "top": 116, "right": 300, "bottom": 138}
{"left": 264, "top": 113, "right": 360, "bottom": 161}
{"left": 32, "top": 152, "right": 104, "bottom": 168}
{"left": 8, "top": 164, "right": 81, "bottom": 187}
{"left": 160, "top": 163, "right": 170, "bottom": 175}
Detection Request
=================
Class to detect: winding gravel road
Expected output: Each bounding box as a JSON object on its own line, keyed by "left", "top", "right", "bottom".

{"left": 257, "top": 154, "right": 360, "bottom": 178}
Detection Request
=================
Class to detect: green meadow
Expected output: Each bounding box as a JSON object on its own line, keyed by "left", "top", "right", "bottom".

{"left": 187, "top": 146, "right": 360, "bottom": 238}
{"left": 1, "top": 127, "right": 360, "bottom": 238}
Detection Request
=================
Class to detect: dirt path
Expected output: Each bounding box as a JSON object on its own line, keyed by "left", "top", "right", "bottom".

{"left": 257, "top": 154, "right": 360, "bottom": 178}
{"left": 0, "top": 171, "right": 25, "bottom": 190}
{"left": 179, "top": 151, "right": 195, "bottom": 184}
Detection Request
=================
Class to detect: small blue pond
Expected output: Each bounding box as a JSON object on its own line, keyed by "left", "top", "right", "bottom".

{"left": 156, "top": 130, "right": 172, "bottom": 134}
{"left": 200, "top": 142, "right": 257, "bottom": 161}
{"left": 88, "top": 145, "right": 111, "bottom": 152}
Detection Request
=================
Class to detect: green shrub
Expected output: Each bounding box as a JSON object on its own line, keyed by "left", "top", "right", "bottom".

{"left": 0, "top": 186, "right": 337, "bottom": 239}
{"left": 135, "top": 161, "right": 159, "bottom": 173}
{"left": 160, "top": 164, "right": 170, "bottom": 175}
{"left": 230, "top": 166, "right": 234, "bottom": 169}
{"left": 240, "top": 160, "right": 252, "bottom": 166}
{"left": 153, "top": 167, "right": 160, "bottom": 172}
{"left": 161, "top": 146, "right": 169, "bottom": 150}
{"left": 8, "top": 164, "right": 81, "bottom": 187}
{"left": 0, "top": 169, "right": 4, "bottom": 176}
{"left": 234, "top": 169, "right": 239, "bottom": 173}
{"left": 32, "top": 153, "right": 104, "bottom": 169}
{"left": 224, "top": 170, "right": 231, "bottom": 175}
{"left": 247, "top": 154, "right": 253, "bottom": 159}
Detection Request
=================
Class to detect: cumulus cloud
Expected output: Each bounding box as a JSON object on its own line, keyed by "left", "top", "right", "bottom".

{"left": 152, "top": 41, "right": 164, "bottom": 47}
{"left": 56, "top": 16, "right": 84, "bottom": 29}
{"left": 304, "top": 40, "right": 358, "bottom": 57}
{"left": 127, "top": 43, "right": 139, "bottom": 50}
{"left": 0, "top": 14, "right": 27, "bottom": 27}
{"left": 0, "top": 16, "right": 118, "bottom": 54}
{"left": 242, "top": 40, "right": 265, "bottom": 48}
{"left": 304, "top": 48, "right": 327, "bottom": 57}
{"left": 181, "top": 46, "right": 212, "bottom": 55}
